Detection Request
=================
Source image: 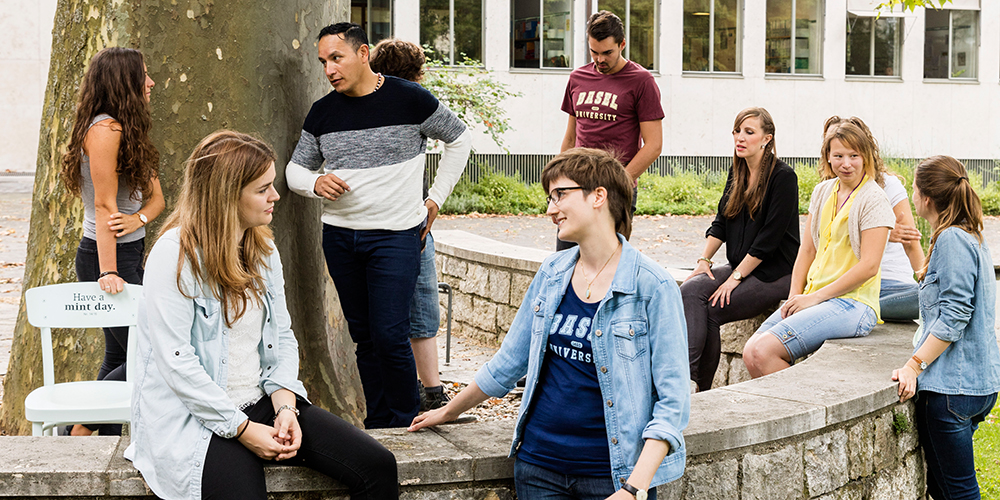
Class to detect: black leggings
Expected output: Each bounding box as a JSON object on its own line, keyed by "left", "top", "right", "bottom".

{"left": 75, "top": 236, "right": 144, "bottom": 434}
{"left": 202, "top": 397, "right": 399, "bottom": 500}
{"left": 680, "top": 264, "right": 790, "bottom": 392}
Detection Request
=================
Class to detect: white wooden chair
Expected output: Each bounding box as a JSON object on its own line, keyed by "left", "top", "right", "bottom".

{"left": 23, "top": 282, "right": 140, "bottom": 436}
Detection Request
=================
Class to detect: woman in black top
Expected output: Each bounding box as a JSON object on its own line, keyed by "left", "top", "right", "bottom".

{"left": 681, "top": 107, "right": 799, "bottom": 392}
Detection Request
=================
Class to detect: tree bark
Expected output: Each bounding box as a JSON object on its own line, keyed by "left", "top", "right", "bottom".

{"left": 1, "top": 0, "right": 363, "bottom": 435}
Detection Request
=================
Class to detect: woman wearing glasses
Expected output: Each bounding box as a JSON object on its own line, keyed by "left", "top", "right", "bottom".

{"left": 681, "top": 107, "right": 799, "bottom": 392}
{"left": 409, "top": 148, "right": 689, "bottom": 500}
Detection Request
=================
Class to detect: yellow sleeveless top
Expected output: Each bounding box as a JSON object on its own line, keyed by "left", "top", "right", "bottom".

{"left": 804, "top": 178, "right": 882, "bottom": 321}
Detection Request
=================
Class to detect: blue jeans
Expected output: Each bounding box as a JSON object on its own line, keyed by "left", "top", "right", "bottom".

{"left": 879, "top": 279, "right": 919, "bottom": 321}
{"left": 514, "top": 458, "right": 657, "bottom": 500}
{"left": 322, "top": 224, "right": 421, "bottom": 429}
{"left": 758, "top": 298, "right": 876, "bottom": 361}
{"left": 917, "top": 391, "right": 997, "bottom": 500}
{"left": 409, "top": 232, "right": 440, "bottom": 339}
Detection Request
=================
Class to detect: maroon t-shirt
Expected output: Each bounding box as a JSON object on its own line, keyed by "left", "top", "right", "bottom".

{"left": 561, "top": 60, "right": 664, "bottom": 166}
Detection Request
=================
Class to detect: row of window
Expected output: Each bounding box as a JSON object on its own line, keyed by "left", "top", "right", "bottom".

{"left": 351, "top": 0, "right": 980, "bottom": 80}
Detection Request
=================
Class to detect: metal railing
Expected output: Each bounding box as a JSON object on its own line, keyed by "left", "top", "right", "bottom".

{"left": 428, "top": 154, "right": 1000, "bottom": 188}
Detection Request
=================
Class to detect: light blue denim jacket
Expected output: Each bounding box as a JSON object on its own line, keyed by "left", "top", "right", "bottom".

{"left": 124, "top": 228, "right": 308, "bottom": 500}
{"left": 915, "top": 227, "right": 1000, "bottom": 396}
{"left": 475, "top": 235, "right": 690, "bottom": 489}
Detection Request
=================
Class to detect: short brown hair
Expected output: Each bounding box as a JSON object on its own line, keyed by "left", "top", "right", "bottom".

{"left": 542, "top": 148, "right": 634, "bottom": 239}
{"left": 587, "top": 11, "right": 625, "bottom": 44}
{"left": 819, "top": 121, "right": 884, "bottom": 188}
{"left": 370, "top": 38, "right": 426, "bottom": 83}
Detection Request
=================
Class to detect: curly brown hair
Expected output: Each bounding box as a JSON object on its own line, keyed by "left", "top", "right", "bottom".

{"left": 370, "top": 38, "right": 426, "bottom": 83}
{"left": 61, "top": 47, "right": 159, "bottom": 201}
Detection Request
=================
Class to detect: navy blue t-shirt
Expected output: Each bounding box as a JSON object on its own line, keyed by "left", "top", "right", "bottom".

{"left": 518, "top": 288, "right": 610, "bottom": 475}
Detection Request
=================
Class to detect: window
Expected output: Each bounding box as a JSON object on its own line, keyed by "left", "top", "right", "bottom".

{"left": 765, "top": 0, "right": 822, "bottom": 74}
{"left": 352, "top": 0, "right": 393, "bottom": 44}
{"left": 597, "top": 0, "right": 658, "bottom": 70}
{"left": 683, "top": 0, "right": 742, "bottom": 73}
{"left": 421, "top": 0, "right": 483, "bottom": 64}
{"left": 512, "top": 0, "right": 573, "bottom": 69}
{"left": 846, "top": 13, "right": 902, "bottom": 77}
{"left": 924, "top": 9, "right": 978, "bottom": 80}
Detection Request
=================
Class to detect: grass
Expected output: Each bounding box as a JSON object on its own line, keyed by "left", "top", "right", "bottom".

{"left": 976, "top": 406, "right": 1000, "bottom": 496}
{"left": 440, "top": 161, "right": 1000, "bottom": 217}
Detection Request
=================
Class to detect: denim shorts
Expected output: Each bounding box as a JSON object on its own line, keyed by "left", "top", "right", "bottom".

{"left": 409, "top": 232, "right": 441, "bottom": 339}
{"left": 757, "top": 298, "right": 877, "bottom": 361}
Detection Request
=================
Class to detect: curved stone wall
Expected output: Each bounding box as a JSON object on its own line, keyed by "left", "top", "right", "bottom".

{"left": 0, "top": 230, "right": 925, "bottom": 499}
{"left": 434, "top": 229, "right": 925, "bottom": 499}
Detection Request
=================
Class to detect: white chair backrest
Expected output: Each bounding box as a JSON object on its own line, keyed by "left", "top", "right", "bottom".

{"left": 25, "top": 283, "right": 141, "bottom": 387}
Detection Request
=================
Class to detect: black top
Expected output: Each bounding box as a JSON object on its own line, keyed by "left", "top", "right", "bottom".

{"left": 706, "top": 159, "right": 800, "bottom": 283}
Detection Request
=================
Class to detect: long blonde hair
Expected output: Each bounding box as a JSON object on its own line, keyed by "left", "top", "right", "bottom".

{"left": 914, "top": 155, "right": 984, "bottom": 280}
{"left": 160, "top": 130, "right": 276, "bottom": 326}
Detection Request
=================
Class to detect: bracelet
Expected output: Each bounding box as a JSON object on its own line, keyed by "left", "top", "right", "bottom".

{"left": 99, "top": 270, "right": 119, "bottom": 279}
{"left": 275, "top": 404, "right": 300, "bottom": 420}
{"left": 235, "top": 421, "right": 249, "bottom": 440}
{"left": 698, "top": 257, "right": 714, "bottom": 266}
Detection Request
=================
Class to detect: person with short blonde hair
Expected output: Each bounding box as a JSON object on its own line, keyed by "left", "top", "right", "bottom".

{"left": 411, "top": 148, "right": 689, "bottom": 499}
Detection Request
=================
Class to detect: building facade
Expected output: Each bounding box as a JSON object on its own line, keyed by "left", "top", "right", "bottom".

{"left": 369, "top": 0, "right": 999, "bottom": 163}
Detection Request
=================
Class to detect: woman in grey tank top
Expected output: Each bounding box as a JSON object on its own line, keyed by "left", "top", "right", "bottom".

{"left": 59, "top": 47, "right": 165, "bottom": 436}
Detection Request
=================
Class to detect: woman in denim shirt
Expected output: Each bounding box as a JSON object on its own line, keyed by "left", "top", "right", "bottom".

{"left": 410, "top": 148, "right": 689, "bottom": 500}
{"left": 125, "top": 131, "right": 397, "bottom": 500}
{"left": 893, "top": 155, "right": 1000, "bottom": 500}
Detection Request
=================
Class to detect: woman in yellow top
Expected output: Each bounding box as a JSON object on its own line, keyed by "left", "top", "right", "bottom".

{"left": 742, "top": 121, "right": 895, "bottom": 377}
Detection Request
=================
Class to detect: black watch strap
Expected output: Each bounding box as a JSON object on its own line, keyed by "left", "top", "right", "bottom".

{"left": 621, "top": 483, "right": 639, "bottom": 497}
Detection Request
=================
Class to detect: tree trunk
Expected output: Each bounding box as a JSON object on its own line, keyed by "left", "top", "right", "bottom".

{"left": 1, "top": 0, "right": 363, "bottom": 436}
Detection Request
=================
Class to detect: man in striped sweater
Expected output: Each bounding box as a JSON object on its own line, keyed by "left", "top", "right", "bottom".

{"left": 286, "top": 22, "right": 471, "bottom": 428}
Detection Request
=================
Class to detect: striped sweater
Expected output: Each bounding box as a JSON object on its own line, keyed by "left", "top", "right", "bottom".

{"left": 286, "top": 76, "right": 471, "bottom": 230}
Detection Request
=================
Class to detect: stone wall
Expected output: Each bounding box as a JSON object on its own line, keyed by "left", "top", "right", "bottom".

{"left": 0, "top": 231, "right": 929, "bottom": 499}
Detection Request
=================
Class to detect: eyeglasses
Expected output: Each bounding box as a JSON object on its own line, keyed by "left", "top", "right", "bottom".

{"left": 546, "top": 186, "right": 584, "bottom": 206}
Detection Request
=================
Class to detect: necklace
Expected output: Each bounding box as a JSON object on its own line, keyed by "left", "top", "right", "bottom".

{"left": 835, "top": 173, "right": 865, "bottom": 215}
{"left": 578, "top": 242, "right": 621, "bottom": 299}
{"left": 373, "top": 73, "right": 384, "bottom": 93}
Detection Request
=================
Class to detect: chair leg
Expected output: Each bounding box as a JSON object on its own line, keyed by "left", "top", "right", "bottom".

{"left": 32, "top": 422, "right": 42, "bottom": 436}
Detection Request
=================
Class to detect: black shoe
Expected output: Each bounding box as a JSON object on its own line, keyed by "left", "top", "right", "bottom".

{"left": 421, "top": 385, "right": 451, "bottom": 411}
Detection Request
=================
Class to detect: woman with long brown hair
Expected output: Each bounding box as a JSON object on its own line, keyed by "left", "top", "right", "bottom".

{"left": 125, "top": 131, "right": 398, "bottom": 500}
{"left": 60, "top": 47, "right": 164, "bottom": 436}
{"left": 892, "top": 156, "right": 999, "bottom": 499}
{"left": 681, "top": 107, "right": 799, "bottom": 392}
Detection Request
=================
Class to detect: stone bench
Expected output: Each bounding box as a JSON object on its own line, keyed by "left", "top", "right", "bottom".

{"left": 0, "top": 231, "right": 927, "bottom": 499}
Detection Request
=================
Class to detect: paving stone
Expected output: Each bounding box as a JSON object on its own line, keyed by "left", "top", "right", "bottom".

{"left": 847, "top": 417, "right": 875, "bottom": 479}
{"left": 452, "top": 292, "right": 473, "bottom": 325}
{"left": 870, "top": 451, "right": 924, "bottom": 500}
{"left": 496, "top": 305, "right": 518, "bottom": 333}
{"left": 686, "top": 389, "right": 824, "bottom": 455}
{"left": 719, "top": 310, "right": 770, "bottom": 354}
{"left": 656, "top": 476, "right": 684, "bottom": 500}
{"left": 368, "top": 427, "right": 474, "bottom": 486}
{"left": 510, "top": 272, "right": 533, "bottom": 307}
{"left": 813, "top": 481, "right": 865, "bottom": 500}
{"left": 431, "top": 420, "right": 515, "bottom": 481}
{"left": 469, "top": 298, "right": 498, "bottom": 334}
{"left": 742, "top": 443, "right": 805, "bottom": 500}
{"left": 711, "top": 355, "right": 730, "bottom": 389}
{"left": 727, "top": 355, "right": 751, "bottom": 385}
{"left": 462, "top": 263, "right": 490, "bottom": 298}
{"left": 682, "top": 459, "right": 737, "bottom": 500}
{"left": 805, "top": 429, "right": 849, "bottom": 496}
{"left": 873, "top": 412, "right": 897, "bottom": 472}
{"left": 486, "top": 268, "right": 511, "bottom": 304}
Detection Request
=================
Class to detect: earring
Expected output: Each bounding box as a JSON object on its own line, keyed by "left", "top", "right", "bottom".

{"left": 761, "top": 145, "right": 765, "bottom": 149}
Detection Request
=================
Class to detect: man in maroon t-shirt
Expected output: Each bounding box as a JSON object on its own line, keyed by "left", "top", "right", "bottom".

{"left": 557, "top": 11, "right": 663, "bottom": 249}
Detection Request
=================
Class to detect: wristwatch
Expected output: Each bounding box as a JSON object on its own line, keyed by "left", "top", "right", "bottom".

{"left": 621, "top": 482, "right": 648, "bottom": 500}
{"left": 137, "top": 213, "right": 148, "bottom": 226}
{"left": 731, "top": 270, "right": 743, "bottom": 281}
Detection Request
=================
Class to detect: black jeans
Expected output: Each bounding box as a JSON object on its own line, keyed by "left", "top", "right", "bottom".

{"left": 74, "top": 236, "right": 144, "bottom": 434}
{"left": 321, "top": 224, "right": 421, "bottom": 428}
{"left": 202, "top": 397, "right": 399, "bottom": 500}
{"left": 680, "top": 264, "right": 790, "bottom": 392}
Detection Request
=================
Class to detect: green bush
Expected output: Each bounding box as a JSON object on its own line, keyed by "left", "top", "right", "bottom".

{"left": 440, "top": 172, "right": 547, "bottom": 215}
{"left": 635, "top": 172, "right": 724, "bottom": 215}
{"left": 979, "top": 182, "right": 1000, "bottom": 216}
{"left": 794, "top": 162, "right": 822, "bottom": 215}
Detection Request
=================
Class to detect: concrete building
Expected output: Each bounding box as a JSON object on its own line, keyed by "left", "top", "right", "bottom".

{"left": 382, "top": 0, "right": 998, "bottom": 165}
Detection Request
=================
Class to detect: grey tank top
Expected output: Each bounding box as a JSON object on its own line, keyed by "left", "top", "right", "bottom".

{"left": 80, "top": 114, "right": 144, "bottom": 243}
